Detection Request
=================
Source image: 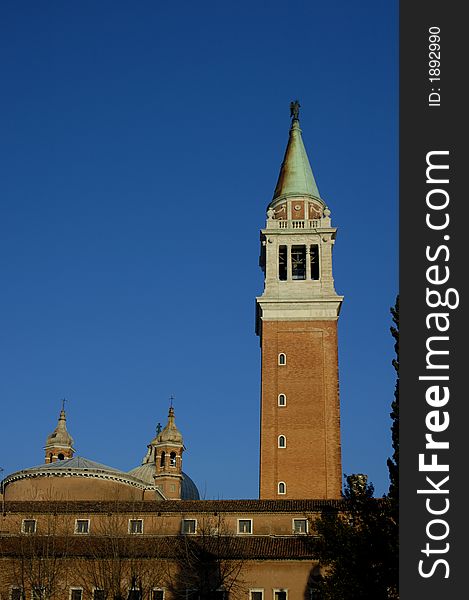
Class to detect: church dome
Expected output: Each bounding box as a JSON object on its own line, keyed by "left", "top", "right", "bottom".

{"left": 181, "top": 472, "right": 200, "bottom": 500}
{"left": 2, "top": 455, "right": 165, "bottom": 502}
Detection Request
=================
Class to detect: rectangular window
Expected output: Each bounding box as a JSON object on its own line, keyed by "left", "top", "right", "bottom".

{"left": 181, "top": 519, "right": 197, "bottom": 534}
{"left": 75, "top": 519, "right": 90, "bottom": 534}
{"left": 11, "top": 589, "right": 23, "bottom": 600}
{"left": 291, "top": 245, "right": 306, "bottom": 279}
{"left": 128, "top": 591, "right": 141, "bottom": 600}
{"left": 293, "top": 518, "right": 308, "bottom": 534}
{"left": 278, "top": 245, "right": 287, "bottom": 280}
{"left": 310, "top": 244, "right": 320, "bottom": 280}
{"left": 129, "top": 519, "right": 143, "bottom": 534}
{"left": 274, "top": 591, "right": 287, "bottom": 600}
{"left": 70, "top": 590, "right": 83, "bottom": 600}
{"left": 22, "top": 519, "right": 36, "bottom": 534}
{"left": 237, "top": 519, "right": 252, "bottom": 534}
{"left": 93, "top": 590, "right": 106, "bottom": 600}
{"left": 250, "top": 591, "right": 264, "bottom": 600}
{"left": 152, "top": 591, "right": 164, "bottom": 600}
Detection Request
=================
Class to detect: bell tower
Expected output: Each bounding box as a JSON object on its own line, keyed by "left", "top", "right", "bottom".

{"left": 153, "top": 406, "right": 185, "bottom": 500}
{"left": 256, "top": 102, "right": 343, "bottom": 499}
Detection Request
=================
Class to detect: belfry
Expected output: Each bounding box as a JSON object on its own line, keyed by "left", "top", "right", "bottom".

{"left": 256, "top": 102, "right": 343, "bottom": 499}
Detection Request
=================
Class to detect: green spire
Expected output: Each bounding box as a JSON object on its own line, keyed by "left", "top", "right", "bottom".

{"left": 272, "top": 110, "right": 321, "bottom": 202}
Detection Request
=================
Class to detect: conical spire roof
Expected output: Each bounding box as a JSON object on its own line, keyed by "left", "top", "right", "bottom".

{"left": 45, "top": 407, "right": 74, "bottom": 448}
{"left": 272, "top": 107, "right": 321, "bottom": 203}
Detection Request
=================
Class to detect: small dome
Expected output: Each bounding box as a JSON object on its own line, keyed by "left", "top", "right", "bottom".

{"left": 181, "top": 472, "right": 200, "bottom": 500}
{"left": 156, "top": 406, "right": 183, "bottom": 444}
{"left": 128, "top": 462, "right": 155, "bottom": 484}
{"left": 45, "top": 408, "right": 74, "bottom": 448}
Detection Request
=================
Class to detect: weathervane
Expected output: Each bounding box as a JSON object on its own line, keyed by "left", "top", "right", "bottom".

{"left": 290, "top": 99, "right": 300, "bottom": 121}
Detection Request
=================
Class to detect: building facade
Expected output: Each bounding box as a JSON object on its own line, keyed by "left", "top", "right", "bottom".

{"left": 0, "top": 105, "right": 344, "bottom": 599}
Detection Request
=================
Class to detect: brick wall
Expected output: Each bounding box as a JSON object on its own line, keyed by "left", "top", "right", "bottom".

{"left": 259, "top": 320, "right": 342, "bottom": 499}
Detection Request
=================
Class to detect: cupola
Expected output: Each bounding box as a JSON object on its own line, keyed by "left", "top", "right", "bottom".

{"left": 44, "top": 403, "right": 75, "bottom": 463}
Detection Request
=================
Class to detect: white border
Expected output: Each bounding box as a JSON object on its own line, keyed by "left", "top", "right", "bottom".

{"left": 181, "top": 518, "right": 197, "bottom": 534}
{"left": 21, "top": 519, "right": 36, "bottom": 534}
{"left": 292, "top": 518, "right": 308, "bottom": 534}
{"left": 74, "top": 518, "right": 90, "bottom": 534}
{"left": 237, "top": 518, "right": 253, "bottom": 534}
{"left": 128, "top": 518, "right": 144, "bottom": 534}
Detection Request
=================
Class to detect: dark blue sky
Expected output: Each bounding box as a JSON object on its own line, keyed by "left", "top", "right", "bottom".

{"left": 0, "top": 1, "right": 398, "bottom": 497}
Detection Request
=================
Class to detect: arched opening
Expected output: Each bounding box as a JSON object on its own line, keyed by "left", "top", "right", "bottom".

{"left": 160, "top": 451, "right": 166, "bottom": 467}
{"left": 170, "top": 452, "right": 177, "bottom": 467}
{"left": 278, "top": 393, "right": 286, "bottom": 406}
{"left": 278, "top": 435, "right": 286, "bottom": 448}
{"left": 278, "top": 481, "right": 286, "bottom": 495}
{"left": 278, "top": 353, "right": 286, "bottom": 365}
{"left": 58, "top": 453, "right": 65, "bottom": 461}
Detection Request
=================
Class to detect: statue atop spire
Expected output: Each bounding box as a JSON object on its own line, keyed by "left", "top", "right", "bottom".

{"left": 290, "top": 99, "right": 300, "bottom": 121}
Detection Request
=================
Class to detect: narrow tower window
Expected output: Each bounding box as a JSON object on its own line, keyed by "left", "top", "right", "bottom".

{"left": 160, "top": 451, "right": 166, "bottom": 467}
{"left": 278, "top": 482, "right": 286, "bottom": 495}
{"left": 310, "top": 244, "right": 320, "bottom": 280}
{"left": 291, "top": 245, "right": 306, "bottom": 279}
{"left": 278, "top": 393, "right": 286, "bottom": 406}
{"left": 278, "top": 245, "right": 287, "bottom": 281}
{"left": 278, "top": 435, "right": 286, "bottom": 448}
{"left": 278, "top": 353, "right": 286, "bottom": 365}
{"left": 170, "top": 452, "right": 176, "bottom": 467}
